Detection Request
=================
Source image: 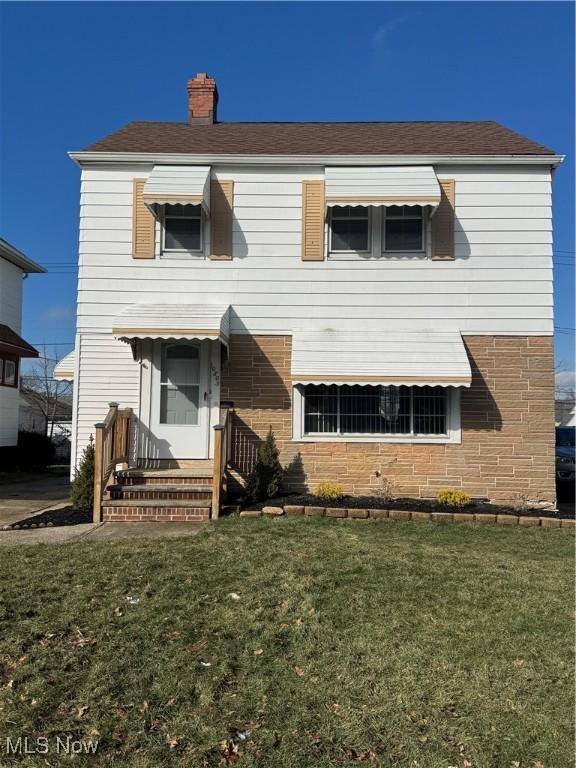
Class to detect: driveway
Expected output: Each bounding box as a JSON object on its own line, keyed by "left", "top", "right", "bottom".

{"left": 0, "top": 474, "right": 71, "bottom": 528}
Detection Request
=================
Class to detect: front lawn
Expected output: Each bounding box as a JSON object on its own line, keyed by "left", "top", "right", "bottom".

{"left": 0, "top": 518, "right": 573, "bottom": 767}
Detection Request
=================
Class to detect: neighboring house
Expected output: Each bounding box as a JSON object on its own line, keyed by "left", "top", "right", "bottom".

{"left": 0, "top": 239, "right": 45, "bottom": 453}
{"left": 67, "top": 73, "right": 561, "bottom": 522}
{"left": 556, "top": 398, "right": 576, "bottom": 427}
{"left": 18, "top": 390, "right": 73, "bottom": 460}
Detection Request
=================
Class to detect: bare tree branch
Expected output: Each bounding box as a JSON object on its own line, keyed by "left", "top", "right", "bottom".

{"left": 20, "top": 346, "right": 72, "bottom": 437}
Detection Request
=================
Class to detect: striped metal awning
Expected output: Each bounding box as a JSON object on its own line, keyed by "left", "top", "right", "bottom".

{"left": 143, "top": 165, "right": 211, "bottom": 214}
{"left": 325, "top": 166, "right": 441, "bottom": 209}
{"left": 291, "top": 329, "right": 471, "bottom": 387}
{"left": 113, "top": 304, "right": 230, "bottom": 347}
{"left": 53, "top": 349, "right": 76, "bottom": 381}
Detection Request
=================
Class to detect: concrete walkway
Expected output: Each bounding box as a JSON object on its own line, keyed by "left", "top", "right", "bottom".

{"left": 0, "top": 521, "right": 206, "bottom": 546}
{"left": 0, "top": 523, "right": 96, "bottom": 545}
{"left": 0, "top": 475, "right": 206, "bottom": 545}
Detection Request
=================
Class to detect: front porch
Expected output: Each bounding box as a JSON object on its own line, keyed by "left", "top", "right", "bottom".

{"left": 92, "top": 403, "right": 233, "bottom": 523}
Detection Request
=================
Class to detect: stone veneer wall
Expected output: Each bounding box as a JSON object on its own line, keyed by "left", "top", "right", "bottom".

{"left": 220, "top": 335, "right": 555, "bottom": 506}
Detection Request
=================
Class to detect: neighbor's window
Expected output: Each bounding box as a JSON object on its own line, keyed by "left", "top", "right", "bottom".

{"left": 303, "top": 384, "right": 447, "bottom": 436}
{"left": 330, "top": 206, "right": 370, "bottom": 252}
{"left": 384, "top": 205, "right": 424, "bottom": 252}
{"left": 0, "top": 356, "right": 18, "bottom": 387}
{"left": 163, "top": 204, "right": 202, "bottom": 252}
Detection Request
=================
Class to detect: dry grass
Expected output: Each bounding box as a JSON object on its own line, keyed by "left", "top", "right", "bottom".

{"left": 0, "top": 516, "right": 573, "bottom": 767}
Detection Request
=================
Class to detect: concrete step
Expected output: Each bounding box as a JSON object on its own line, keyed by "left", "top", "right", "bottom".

{"left": 116, "top": 468, "right": 214, "bottom": 486}
{"left": 124, "top": 465, "right": 213, "bottom": 476}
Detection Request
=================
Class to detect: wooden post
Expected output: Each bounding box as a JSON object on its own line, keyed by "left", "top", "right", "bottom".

{"left": 212, "top": 425, "right": 223, "bottom": 519}
{"left": 93, "top": 422, "right": 105, "bottom": 524}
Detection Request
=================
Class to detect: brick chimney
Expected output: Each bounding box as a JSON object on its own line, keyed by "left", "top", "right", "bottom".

{"left": 187, "top": 73, "right": 218, "bottom": 124}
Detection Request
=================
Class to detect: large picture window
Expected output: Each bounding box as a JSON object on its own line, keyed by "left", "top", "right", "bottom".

{"left": 163, "top": 204, "right": 202, "bottom": 253}
{"left": 384, "top": 205, "right": 424, "bottom": 252}
{"left": 302, "top": 384, "right": 447, "bottom": 436}
{"left": 329, "top": 206, "right": 370, "bottom": 252}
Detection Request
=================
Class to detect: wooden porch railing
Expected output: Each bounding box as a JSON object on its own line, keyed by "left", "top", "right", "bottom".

{"left": 212, "top": 404, "right": 234, "bottom": 519}
{"left": 93, "top": 402, "right": 133, "bottom": 523}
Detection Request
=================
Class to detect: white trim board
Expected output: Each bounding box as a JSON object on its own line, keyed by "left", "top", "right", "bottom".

{"left": 70, "top": 152, "right": 565, "bottom": 168}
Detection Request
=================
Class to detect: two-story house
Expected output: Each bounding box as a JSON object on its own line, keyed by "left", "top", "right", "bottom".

{"left": 67, "top": 73, "right": 562, "bottom": 522}
{"left": 0, "top": 239, "right": 44, "bottom": 457}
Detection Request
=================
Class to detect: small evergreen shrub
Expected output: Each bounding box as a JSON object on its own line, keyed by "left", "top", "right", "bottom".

{"left": 314, "top": 481, "right": 345, "bottom": 502}
{"left": 246, "top": 427, "right": 283, "bottom": 502}
{"left": 71, "top": 436, "right": 95, "bottom": 511}
{"left": 436, "top": 488, "right": 471, "bottom": 508}
{"left": 16, "top": 431, "right": 55, "bottom": 471}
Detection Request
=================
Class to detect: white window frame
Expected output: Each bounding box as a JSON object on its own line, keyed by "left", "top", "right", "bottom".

{"left": 382, "top": 205, "right": 427, "bottom": 255}
{"left": 328, "top": 206, "right": 372, "bottom": 256}
{"left": 292, "top": 385, "right": 461, "bottom": 444}
{"left": 161, "top": 204, "right": 205, "bottom": 259}
{"left": 327, "top": 206, "right": 432, "bottom": 261}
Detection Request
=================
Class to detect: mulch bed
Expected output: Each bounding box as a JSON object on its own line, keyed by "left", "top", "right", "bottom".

{"left": 6, "top": 506, "right": 91, "bottom": 530}
{"left": 250, "top": 494, "right": 575, "bottom": 520}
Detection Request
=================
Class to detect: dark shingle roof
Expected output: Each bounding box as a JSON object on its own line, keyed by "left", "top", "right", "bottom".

{"left": 0, "top": 324, "right": 38, "bottom": 357}
{"left": 82, "top": 120, "right": 555, "bottom": 156}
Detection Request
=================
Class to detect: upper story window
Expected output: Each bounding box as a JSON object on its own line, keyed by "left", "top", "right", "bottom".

{"left": 384, "top": 206, "right": 425, "bottom": 252}
{"left": 163, "top": 204, "right": 203, "bottom": 254}
{"left": 328, "top": 205, "right": 429, "bottom": 259}
{"left": 329, "top": 206, "right": 370, "bottom": 253}
{"left": 0, "top": 355, "right": 18, "bottom": 388}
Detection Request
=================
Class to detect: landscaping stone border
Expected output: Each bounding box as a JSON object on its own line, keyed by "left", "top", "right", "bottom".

{"left": 241, "top": 505, "right": 575, "bottom": 528}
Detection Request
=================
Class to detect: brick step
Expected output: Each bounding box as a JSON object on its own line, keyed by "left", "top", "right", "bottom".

{"left": 103, "top": 499, "right": 211, "bottom": 509}
{"left": 102, "top": 498, "right": 211, "bottom": 523}
{"left": 108, "top": 484, "right": 212, "bottom": 501}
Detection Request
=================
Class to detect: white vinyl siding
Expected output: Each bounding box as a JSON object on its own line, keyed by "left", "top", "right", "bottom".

{"left": 72, "top": 163, "right": 554, "bottom": 459}
{"left": 0, "top": 385, "right": 19, "bottom": 447}
{"left": 72, "top": 333, "right": 140, "bottom": 469}
{"left": 0, "top": 258, "right": 25, "bottom": 448}
{"left": 0, "top": 258, "right": 23, "bottom": 332}
{"left": 77, "top": 164, "right": 553, "bottom": 335}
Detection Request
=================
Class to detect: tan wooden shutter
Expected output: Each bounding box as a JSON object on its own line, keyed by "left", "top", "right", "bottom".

{"left": 301, "top": 181, "right": 325, "bottom": 261}
{"left": 132, "top": 179, "right": 155, "bottom": 259}
{"left": 210, "top": 180, "right": 234, "bottom": 260}
{"left": 431, "top": 179, "right": 455, "bottom": 260}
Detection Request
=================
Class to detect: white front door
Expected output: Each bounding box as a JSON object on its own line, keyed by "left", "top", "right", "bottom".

{"left": 150, "top": 340, "right": 210, "bottom": 459}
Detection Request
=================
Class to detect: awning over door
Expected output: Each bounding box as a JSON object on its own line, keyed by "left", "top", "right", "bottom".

{"left": 291, "top": 329, "right": 471, "bottom": 387}
{"left": 53, "top": 349, "right": 76, "bottom": 381}
{"left": 325, "top": 166, "right": 441, "bottom": 209}
{"left": 142, "top": 165, "right": 211, "bottom": 215}
{"left": 113, "top": 304, "right": 230, "bottom": 346}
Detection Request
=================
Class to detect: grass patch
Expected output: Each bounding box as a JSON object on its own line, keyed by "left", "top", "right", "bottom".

{"left": 0, "top": 517, "right": 573, "bottom": 767}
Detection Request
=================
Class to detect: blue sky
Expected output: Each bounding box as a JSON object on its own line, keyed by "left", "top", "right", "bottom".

{"left": 1, "top": 1, "right": 574, "bottom": 374}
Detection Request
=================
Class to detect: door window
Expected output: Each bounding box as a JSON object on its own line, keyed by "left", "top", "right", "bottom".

{"left": 159, "top": 343, "right": 200, "bottom": 425}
